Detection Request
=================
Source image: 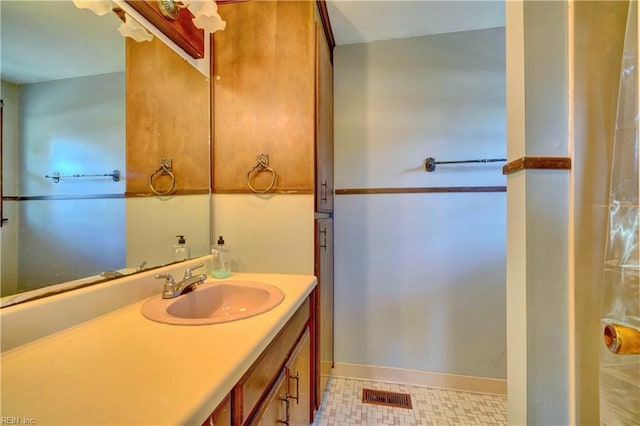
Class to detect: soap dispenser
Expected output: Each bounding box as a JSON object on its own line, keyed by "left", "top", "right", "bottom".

{"left": 210, "top": 236, "right": 232, "bottom": 278}
{"left": 173, "top": 235, "right": 190, "bottom": 261}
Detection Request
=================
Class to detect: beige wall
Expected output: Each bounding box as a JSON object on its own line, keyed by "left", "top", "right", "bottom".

{"left": 506, "top": 1, "right": 629, "bottom": 424}
{"left": 1, "top": 81, "right": 19, "bottom": 295}
{"left": 211, "top": 194, "right": 315, "bottom": 275}
{"left": 506, "top": 1, "right": 571, "bottom": 424}
{"left": 333, "top": 28, "right": 507, "bottom": 379}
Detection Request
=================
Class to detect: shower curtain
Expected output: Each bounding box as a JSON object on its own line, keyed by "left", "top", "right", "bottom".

{"left": 600, "top": 1, "right": 640, "bottom": 424}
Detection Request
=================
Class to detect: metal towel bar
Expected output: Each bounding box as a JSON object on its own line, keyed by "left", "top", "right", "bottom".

{"left": 424, "top": 157, "right": 506, "bottom": 172}
{"left": 45, "top": 170, "right": 121, "bottom": 183}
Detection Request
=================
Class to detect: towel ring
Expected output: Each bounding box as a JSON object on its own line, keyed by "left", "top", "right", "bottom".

{"left": 246, "top": 154, "right": 277, "bottom": 193}
{"left": 148, "top": 159, "right": 176, "bottom": 195}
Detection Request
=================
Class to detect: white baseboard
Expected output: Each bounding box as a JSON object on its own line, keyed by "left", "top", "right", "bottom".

{"left": 333, "top": 362, "right": 507, "bottom": 396}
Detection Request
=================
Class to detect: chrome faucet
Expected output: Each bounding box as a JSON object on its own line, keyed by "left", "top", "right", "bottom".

{"left": 155, "top": 263, "right": 207, "bottom": 299}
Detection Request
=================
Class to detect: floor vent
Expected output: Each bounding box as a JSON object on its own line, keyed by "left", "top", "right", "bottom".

{"left": 362, "top": 388, "right": 413, "bottom": 409}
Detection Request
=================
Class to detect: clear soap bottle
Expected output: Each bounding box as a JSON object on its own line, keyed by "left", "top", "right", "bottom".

{"left": 173, "top": 235, "right": 190, "bottom": 261}
{"left": 211, "top": 236, "right": 232, "bottom": 278}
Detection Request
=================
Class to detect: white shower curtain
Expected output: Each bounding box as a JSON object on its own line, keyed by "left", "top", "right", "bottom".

{"left": 600, "top": 1, "right": 640, "bottom": 424}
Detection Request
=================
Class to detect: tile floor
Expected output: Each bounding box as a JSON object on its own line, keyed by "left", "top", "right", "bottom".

{"left": 312, "top": 377, "right": 507, "bottom": 426}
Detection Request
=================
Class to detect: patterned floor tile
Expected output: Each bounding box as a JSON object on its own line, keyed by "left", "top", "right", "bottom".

{"left": 313, "top": 377, "right": 507, "bottom": 426}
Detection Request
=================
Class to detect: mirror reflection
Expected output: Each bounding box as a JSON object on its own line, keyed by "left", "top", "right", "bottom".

{"left": 0, "top": 0, "right": 211, "bottom": 306}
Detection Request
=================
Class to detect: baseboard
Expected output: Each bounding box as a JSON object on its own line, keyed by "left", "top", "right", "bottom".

{"left": 333, "top": 362, "right": 507, "bottom": 396}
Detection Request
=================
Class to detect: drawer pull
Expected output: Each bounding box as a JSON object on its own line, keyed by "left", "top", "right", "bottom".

{"left": 319, "top": 228, "right": 327, "bottom": 249}
{"left": 278, "top": 396, "right": 290, "bottom": 425}
{"left": 288, "top": 372, "right": 300, "bottom": 403}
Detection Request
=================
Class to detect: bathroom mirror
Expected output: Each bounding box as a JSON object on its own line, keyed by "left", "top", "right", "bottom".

{"left": 0, "top": 0, "right": 211, "bottom": 305}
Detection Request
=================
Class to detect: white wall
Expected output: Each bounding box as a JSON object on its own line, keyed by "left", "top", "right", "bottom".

{"left": 506, "top": 1, "right": 572, "bottom": 423}
{"left": 18, "top": 73, "right": 125, "bottom": 196}
{"left": 126, "top": 194, "right": 211, "bottom": 270}
{"left": 1, "top": 81, "right": 19, "bottom": 295}
{"left": 211, "top": 194, "right": 315, "bottom": 275}
{"left": 2, "top": 73, "right": 126, "bottom": 294}
{"left": 334, "top": 28, "right": 506, "bottom": 379}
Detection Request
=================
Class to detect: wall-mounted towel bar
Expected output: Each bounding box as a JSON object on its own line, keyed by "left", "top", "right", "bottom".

{"left": 45, "top": 170, "right": 121, "bottom": 183}
{"left": 424, "top": 157, "right": 506, "bottom": 172}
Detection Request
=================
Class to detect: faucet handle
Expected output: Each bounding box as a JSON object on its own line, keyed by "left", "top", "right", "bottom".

{"left": 155, "top": 274, "right": 177, "bottom": 299}
{"left": 154, "top": 273, "right": 175, "bottom": 286}
{"left": 184, "top": 263, "right": 204, "bottom": 278}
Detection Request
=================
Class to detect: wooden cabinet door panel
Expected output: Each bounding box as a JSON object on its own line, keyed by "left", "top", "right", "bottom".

{"left": 240, "top": 299, "right": 309, "bottom": 424}
{"left": 315, "top": 218, "right": 334, "bottom": 406}
{"left": 286, "top": 328, "right": 311, "bottom": 425}
{"left": 249, "top": 370, "right": 288, "bottom": 425}
{"left": 201, "top": 395, "right": 231, "bottom": 426}
{"left": 214, "top": 1, "right": 315, "bottom": 193}
{"left": 315, "top": 20, "right": 334, "bottom": 212}
{"left": 126, "top": 37, "right": 210, "bottom": 195}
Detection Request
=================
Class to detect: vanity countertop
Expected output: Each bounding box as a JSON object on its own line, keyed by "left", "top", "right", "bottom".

{"left": 0, "top": 272, "right": 316, "bottom": 425}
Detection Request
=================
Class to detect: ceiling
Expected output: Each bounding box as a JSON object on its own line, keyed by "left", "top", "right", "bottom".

{"left": 326, "top": 0, "right": 505, "bottom": 46}
{"left": 0, "top": 1, "right": 505, "bottom": 85}
{"left": 1, "top": 1, "right": 124, "bottom": 85}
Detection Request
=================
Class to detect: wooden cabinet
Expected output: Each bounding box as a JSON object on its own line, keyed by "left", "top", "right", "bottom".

{"left": 251, "top": 328, "right": 311, "bottom": 426}
{"left": 250, "top": 370, "right": 289, "bottom": 425}
{"left": 314, "top": 218, "right": 334, "bottom": 407}
{"left": 126, "top": 37, "right": 210, "bottom": 196}
{"left": 200, "top": 298, "right": 312, "bottom": 426}
{"left": 212, "top": 0, "right": 333, "bottom": 197}
{"left": 315, "top": 14, "right": 334, "bottom": 212}
{"left": 286, "top": 328, "right": 312, "bottom": 425}
{"left": 202, "top": 396, "right": 231, "bottom": 426}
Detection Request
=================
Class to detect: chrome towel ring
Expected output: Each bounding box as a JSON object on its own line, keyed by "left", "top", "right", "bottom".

{"left": 246, "top": 154, "right": 277, "bottom": 193}
{"left": 149, "top": 158, "right": 176, "bottom": 195}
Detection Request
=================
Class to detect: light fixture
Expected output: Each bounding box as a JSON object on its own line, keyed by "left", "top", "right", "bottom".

{"left": 72, "top": 0, "right": 113, "bottom": 16}
{"left": 157, "top": 0, "right": 191, "bottom": 20}
{"left": 192, "top": 1, "right": 226, "bottom": 33}
{"left": 118, "top": 13, "right": 154, "bottom": 43}
{"left": 157, "top": 0, "right": 226, "bottom": 34}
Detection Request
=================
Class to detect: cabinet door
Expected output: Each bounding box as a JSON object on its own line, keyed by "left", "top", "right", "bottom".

{"left": 315, "top": 20, "right": 334, "bottom": 212}
{"left": 249, "top": 370, "right": 288, "bottom": 426}
{"left": 214, "top": 1, "right": 316, "bottom": 193}
{"left": 315, "top": 218, "right": 334, "bottom": 407}
{"left": 286, "top": 328, "right": 311, "bottom": 425}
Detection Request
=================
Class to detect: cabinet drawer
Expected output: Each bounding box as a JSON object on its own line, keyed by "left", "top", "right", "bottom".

{"left": 239, "top": 299, "right": 310, "bottom": 424}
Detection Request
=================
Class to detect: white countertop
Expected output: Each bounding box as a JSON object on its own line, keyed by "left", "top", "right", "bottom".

{"left": 0, "top": 272, "right": 316, "bottom": 425}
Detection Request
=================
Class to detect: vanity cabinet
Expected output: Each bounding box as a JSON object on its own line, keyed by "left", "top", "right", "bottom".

{"left": 212, "top": 0, "right": 333, "bottom": 197}
{"left": 199, "top": 297, "right": 311, "bottom": 425}
{"left": 251, "top": 370, "right": 289, "bottom": 425}
{"left": 202, "top": 396, "right": 231, "bottom": 426}
{"left": 285, "top": 328, "right": 312, "bottom": 425}
{"left": 251, "top": 328, "right": 311, "bottom": 426}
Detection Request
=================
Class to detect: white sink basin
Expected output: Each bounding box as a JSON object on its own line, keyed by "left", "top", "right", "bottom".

{"left": 141, "top": 280, "right": 285, "bottom": 325}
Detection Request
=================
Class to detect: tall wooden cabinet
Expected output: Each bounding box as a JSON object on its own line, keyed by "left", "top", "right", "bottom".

{"left": 213, "top": 0, "right": 333, "bottom": 197}
{"left": 212, "top": 0, "right": 335, "bottom": 416}
{"left": 315, "top": 14, "right": 334, "bottom": 212}
{"left": 315, "top": 218, "right": 334, "bottom": 407}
